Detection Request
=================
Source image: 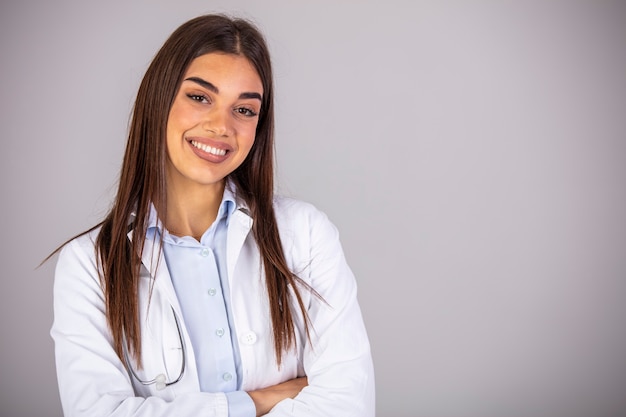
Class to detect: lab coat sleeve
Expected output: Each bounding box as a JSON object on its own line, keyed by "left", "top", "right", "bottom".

{"left": 50, "top": 234, "right": 230, "bottom": 417}
{"left": 268, "top": 204, "right": 376, "bottom": 416}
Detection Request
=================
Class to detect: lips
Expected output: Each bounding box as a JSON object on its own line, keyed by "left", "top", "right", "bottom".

{"left": 190, "top": 140, "right": 227, "bottom": 156}
{"left": 185, "top": 137, "right": 233, "bottom": 163}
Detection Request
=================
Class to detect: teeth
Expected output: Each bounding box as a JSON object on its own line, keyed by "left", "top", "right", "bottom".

{"left": 191, "top": 140, "right": 227, "bottom": 156}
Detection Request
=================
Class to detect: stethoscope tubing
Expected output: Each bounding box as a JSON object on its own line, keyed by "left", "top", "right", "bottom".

{"left": 123, "top": 306, "right": 186, "bottom": 390}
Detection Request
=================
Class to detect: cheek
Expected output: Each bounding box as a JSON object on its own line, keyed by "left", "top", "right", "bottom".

{"left": 243, "top": 129, "right": 257, "bottom": 153}
{"left": 165, "top": 108, "right": 194, "bottom": 158}
{"left": 232, "top": 119, "right": 258, "bottom": 150}
{"left": 168, "top": 97, "right": 202, "bottom": 131}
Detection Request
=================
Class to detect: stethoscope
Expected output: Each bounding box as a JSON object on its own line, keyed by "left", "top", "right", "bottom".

{"left": 123, "top": 306, "right": 187, "bottom": 390}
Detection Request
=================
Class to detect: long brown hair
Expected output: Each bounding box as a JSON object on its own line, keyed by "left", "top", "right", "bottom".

{"left": 70, "top": 14, "right": 312, "bottom": 367}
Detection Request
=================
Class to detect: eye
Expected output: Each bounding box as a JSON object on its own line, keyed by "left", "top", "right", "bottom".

{"left": 235, "top": 107, "right": 258, "bottom": 117}
{"left": 186, "top": 93, "right": 210, "bottom": 104}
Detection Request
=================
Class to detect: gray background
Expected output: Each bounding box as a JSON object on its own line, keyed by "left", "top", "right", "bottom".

{"left": 1, "top": 0, "right": 625, "bottom": 416}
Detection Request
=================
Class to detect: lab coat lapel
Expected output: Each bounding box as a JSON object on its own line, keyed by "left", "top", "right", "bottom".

{"left": 126, "top": 229, "right": 182, "bottom": 313}
{"left": 227, "top": 207, "right": 253, "bottom": 281}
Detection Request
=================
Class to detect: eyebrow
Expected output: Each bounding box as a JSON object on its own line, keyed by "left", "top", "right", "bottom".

{"left": 184, "top": 76, "right": 262, "bottom": 101}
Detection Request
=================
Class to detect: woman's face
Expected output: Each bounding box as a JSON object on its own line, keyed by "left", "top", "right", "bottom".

{"left": 165, "top": 52, "right": 263, "bottom": 192}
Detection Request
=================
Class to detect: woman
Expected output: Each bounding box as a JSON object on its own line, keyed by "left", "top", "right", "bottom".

{"left": 51, "top": 14, "right": 375, "bottom": 417}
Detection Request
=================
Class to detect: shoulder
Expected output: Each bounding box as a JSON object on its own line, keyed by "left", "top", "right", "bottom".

{"left": 53, "top": 226, "right": 106, "bottom": 298}
{"left": 272, "top": 195, "right": 331, "bottom": 227}
{"left": 56, "top": 226, "right": 103, "bottom": 270}
{"left": 64, "top": 226, "right": 101, "bottom": 252}
{"left": 272, "top": 195, "right": 340, "bottom": 246}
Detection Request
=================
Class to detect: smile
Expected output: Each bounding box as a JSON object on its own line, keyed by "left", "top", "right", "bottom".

{"left": 190, "top": 140, "right": 227, "bottom": 156}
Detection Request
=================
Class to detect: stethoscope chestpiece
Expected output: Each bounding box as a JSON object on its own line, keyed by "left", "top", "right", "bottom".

{"left": 155, "top": 374, "right": 167, "bottom": 391}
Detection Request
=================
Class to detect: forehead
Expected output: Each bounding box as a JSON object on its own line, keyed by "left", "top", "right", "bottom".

{"left": 183, "top": 52, "right": 263, "bottom": 93}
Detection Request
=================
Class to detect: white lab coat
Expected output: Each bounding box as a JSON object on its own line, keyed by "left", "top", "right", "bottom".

{"left": 51, "top": 195, "right": 375, "bottom": 417}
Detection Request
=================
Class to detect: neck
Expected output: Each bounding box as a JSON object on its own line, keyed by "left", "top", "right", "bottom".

{"left": 165, "top": 179, "right": 226, "bottom": 240}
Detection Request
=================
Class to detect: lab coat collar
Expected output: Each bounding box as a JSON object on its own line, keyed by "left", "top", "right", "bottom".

{"left": 223, "top": 179, "right": 255, "bottom": 280}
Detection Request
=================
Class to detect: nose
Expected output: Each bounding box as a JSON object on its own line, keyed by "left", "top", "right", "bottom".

{"left": 202, "top": 107, "right": 231, "bottom": 137}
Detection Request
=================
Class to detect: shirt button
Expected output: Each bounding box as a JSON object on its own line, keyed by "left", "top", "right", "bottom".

{"left": 222, "top": 372, "right": 233, "bottom": 382}
{"left": 208, "top": 288, "right": 217, "bottom": 296}
{"left": 216, "top": 328, "right": 225, "bottom": 337}
{"left": 240, "top": 331, "right": 257, "bottom": 345}
{"left": 200, "top": 248, "right": 210, "bottom": 257}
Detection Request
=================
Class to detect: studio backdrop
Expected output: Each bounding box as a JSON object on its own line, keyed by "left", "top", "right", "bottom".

{"left": 1, "top": 1, "right": 625, "bottom": 416}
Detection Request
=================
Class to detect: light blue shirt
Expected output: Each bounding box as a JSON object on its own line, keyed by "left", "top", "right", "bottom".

{"left": 146, "top": 187, "right": 255, "bottom": 417}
